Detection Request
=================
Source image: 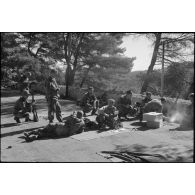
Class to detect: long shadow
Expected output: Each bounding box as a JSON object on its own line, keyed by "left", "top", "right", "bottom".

{"left": 129, "top": 121, "right": 150, "bottom": 131}
{"left": 169, "top": 127, "right": 193, "bottom": 131}
{"left": 0, "top": 122, "right": 19, "bottom": 128}
{"left": 1, "top": 126, "right": 45, "bottom": 138}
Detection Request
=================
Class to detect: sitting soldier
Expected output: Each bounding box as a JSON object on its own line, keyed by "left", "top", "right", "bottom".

{"left": 117, "top": 90, "right": 135, "bottom": 120}
{"left": 96, "top": 99, "right": 121, "bottom": 130}
{"left": 138, "top": 92, "right": 153, "bottom": 121}
{"left": 142, "top": 92, "right": 153, "bottom": 106}
{"left": 13, "top": 90, "right": 33, "bottom": 123}
{"left": 139, "top": 98, "right": 167, "bottom": 122}
{"left": 24, "top": 111, "right": 85, "bottom": 142}
{"left": 81, "top": 87, "right": 99, "bottom": 117}
{"left": 98, "top": 92, "right": 108, "bottom": 108}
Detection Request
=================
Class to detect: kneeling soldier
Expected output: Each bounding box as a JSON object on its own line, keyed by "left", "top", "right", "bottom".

{"left": 13, "top": 90, "right": 32, "bottom": 123}
{"left": 96, "top": 99, "right": 121, "bottom": 130}
{"left": 81, "top": 87, "right": 99, "bottom": 117}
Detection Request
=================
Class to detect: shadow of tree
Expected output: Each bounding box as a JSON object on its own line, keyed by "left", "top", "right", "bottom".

{"left": 1, "top": 126, "right": 46, "bottom": 138}
{"left": 0, "top": 122, "right": 20, "bottom": 128}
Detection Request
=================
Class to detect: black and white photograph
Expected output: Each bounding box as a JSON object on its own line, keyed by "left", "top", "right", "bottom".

{"left": 0, "top": 1, "right": 195, "bottom": 195}
{"left": 1, "top": 32, "right": 194, "bottom": 162}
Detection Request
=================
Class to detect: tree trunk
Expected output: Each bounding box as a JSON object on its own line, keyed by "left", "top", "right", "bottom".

{"left": 141, "top": 33, "right": 162, "bottom": 93}
{"left": 80, "top": 67, "right": 91, "bottom": 88}
{"left": 65, "top": 66, "right": 70, "bottom": 98}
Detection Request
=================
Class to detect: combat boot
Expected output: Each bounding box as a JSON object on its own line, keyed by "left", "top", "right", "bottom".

{"left": 14, "top": 117, "right": 21, "bottom": 123}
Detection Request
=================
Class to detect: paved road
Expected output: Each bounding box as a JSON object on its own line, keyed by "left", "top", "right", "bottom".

{"left": 1, "top": 95, "right": 193, "bottom": 162}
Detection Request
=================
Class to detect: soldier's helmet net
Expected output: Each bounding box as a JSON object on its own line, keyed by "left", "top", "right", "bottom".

{"left": 50, "top": 69, "right": 57, "bottom": 74}
{"left": 77, "top": 111, "right": 84, "bottom": 118}
{"left": 88, "top": 87, "right": 94, "bottom": 90}
{"left": 126, "top": 90, "right": 132, "bottom": 95}
{"left": 146, "top": 92, "right": 152, "bottom": 96}
{"left": 108, "top": 99, "right": 115, "bottom": 105}
{"left": 22, "top": 90, "right": 30, "bottom": 97}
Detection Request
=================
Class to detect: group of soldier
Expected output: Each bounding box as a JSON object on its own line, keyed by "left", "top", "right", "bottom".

{"left": 13, "top": 69, "right": 194, "bottom": 142}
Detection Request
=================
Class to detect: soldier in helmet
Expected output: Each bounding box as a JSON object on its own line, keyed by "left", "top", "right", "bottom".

{"left": 96, "top": 99, "right": 121, "bottom": 130}
{"left": 13, "top": 90, "right": 32, "bottom": 123}
{"left": 45, "top": 69, "right": 63, "bottom": 123}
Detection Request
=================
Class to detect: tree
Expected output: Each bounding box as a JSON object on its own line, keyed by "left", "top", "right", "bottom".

{"left": 37, "top": 33, "right": 133, "bottom": 97}
{"left": 138, "top": 33, "right": 194, "bottom": 93}
{"left": 140, "top": 33, "right": 162, "bottom": 93}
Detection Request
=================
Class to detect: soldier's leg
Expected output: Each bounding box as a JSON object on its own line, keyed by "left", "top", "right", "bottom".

{"left": 96, "top": 114, "right": 106, "bottom": 128}
{"left": 14, "top": 111, "right": 29, "bottom": 123}
{"left": 91, "top": 100, "right": 99, "bottom": 115}
{"left": 48, "top": 99, "right": 54, "bottom": 123}
{"left": 83, "top": 104, "right": 92, "bottom": 116}
{"left": 14, "top": 112, "right": 23, "bottom": 123}
{"left": 24, "top": 112, "right": 30, "bottom": 122}
{"left": 55, "top": 100, "right": 63, "bottom": 122}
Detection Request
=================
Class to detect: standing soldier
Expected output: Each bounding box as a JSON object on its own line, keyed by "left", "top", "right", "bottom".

{"left": 45, "top": 69, "right": 63, "bottom": 123}
{"left": 117, "top": 90, "right": 135, "bottom": 120}
{"left": 81, "top": 87, "right": 99, "bottom": 117}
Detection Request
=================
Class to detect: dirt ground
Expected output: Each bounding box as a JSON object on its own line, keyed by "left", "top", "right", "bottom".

{"left": 0, "top": 91, "right": 194, "bottom": 162}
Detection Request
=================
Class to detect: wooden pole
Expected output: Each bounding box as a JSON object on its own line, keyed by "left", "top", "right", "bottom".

{"left": 161, "top": 41, "right": 165, "bottom": 97}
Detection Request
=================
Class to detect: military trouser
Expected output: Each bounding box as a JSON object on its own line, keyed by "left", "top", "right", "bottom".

{"left": 47, "top": 98, "right": 63, "bottom": 122}
{"left": 118, "top": 105, "right": 136, "bottom": 118}
{"left": 96, "top": 114, "right": 119, "bottom": 129}
{"left": 14, "top": 111, "right": 30, "bottom": 119}
{"left": 82, "top": 100, "right": 99, "bottom": 114}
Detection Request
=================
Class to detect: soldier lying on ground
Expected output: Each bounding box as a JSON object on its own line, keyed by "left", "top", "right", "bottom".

{"left": 23, "top": 111, "right": 85, "bottom": 142}
{"left": 13, "top": 90, "right": 36, "bottom": 123}
{"left": 117, "top": 90, "right": 136, "bottom": 120}
{"left": 96, "top": 99, "right": 122, "bottom": 130}
{"left": 81, "top": 87, "right": 99, "bottom": 117}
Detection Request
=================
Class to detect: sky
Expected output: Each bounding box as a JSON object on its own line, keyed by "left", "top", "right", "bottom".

{"left": 122, "top": 36, "right": 153, "bottom": 71}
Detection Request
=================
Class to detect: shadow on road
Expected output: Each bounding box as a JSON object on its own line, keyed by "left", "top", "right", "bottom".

{"left": 0, "top": 122, "right": 19, "bottom": 128}
{"left": 1, "top": 126, "right": 45, "bottom": 138}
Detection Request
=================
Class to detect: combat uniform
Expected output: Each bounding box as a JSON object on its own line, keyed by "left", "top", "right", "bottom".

{"left": 81, "top": 92, "right": 99, "bottom": 115}
{"left": 143, "top": 99, "right": 163, "bottom": 113}
{"left": 23, "top": 112, "right": 85, "bottom": 142}
{"left": 96, "top": 105, "right": 120, "bottom": 129}
{"left": 13, "top": 97, "right": 32, "bottom": 122}
{"left": 45, "top": 76, "right": 62, "bottom": 123}
{"left": 117, "top": 94, "right": 134, "bottom": 118}
{"left": 139, "top": 96, "right": 153, "bottom": 121}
